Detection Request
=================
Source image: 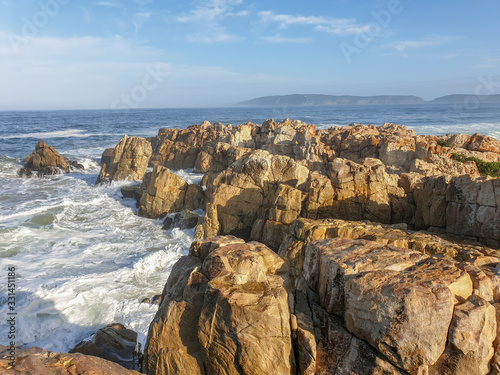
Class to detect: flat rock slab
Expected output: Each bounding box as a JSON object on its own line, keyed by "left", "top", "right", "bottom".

{"left": 0, "top": 345, "right": 140, "bottom": 374}
{"left": 303, "top": 238, "right": 474, "bottom": 373}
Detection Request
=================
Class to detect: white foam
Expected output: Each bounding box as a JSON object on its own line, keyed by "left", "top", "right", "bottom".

{"left": 172, "top": 169, "right": 204, "bottom": 185}
{"left": 0, "top": 172, "right": 191, "bottom": 352}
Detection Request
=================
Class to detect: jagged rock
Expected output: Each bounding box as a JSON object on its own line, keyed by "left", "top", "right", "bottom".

{"left": 344, "top": 255, "right": 471, "bottom": 373}
{"left": 306, "top": 289, "right": 406, "bottom": 375}
{"left": 430, "top": 294, "right": 496, "bottom": 375}
{"left": 195, "top": 142, "right": 252, "bottom": 175}
{"left": 467, "top": 133, "right": 500, "bottom": 154}
{"left": 97, "top": 135, "right": 152, "bottom": 184}
{"left": 327, "top": 157, "right": 396, "bottom": 224}
{"left": 162, "top": 209, "right": 201, "bottom": 230}
{"left": 0, "top": 345, "right": 139, "bottom": 374}
{"left": 138, "top": 165, "right": 188, "bottom": 218}
{"left": 121, "top": 184, "right": 142, "bottom": 201}
{"left": 70, "top": 323, "right": 141, "bottom": 371}
{"left": 19, "top": 140, "right": 84, "bottom": 177}
{"left": 200, "top": 149, "right": 309, "bottom": 239}
{"left": 183, "top": 184, "right": 205, "bottom": 211}
{"left": 101, "top": 147, "right": 115, "bottom": 166}
{"left": 303, "top": 238, "right": 429, "bottom": 317}
{"left": 144, "top": 237, "right": 294, "bottom": 375}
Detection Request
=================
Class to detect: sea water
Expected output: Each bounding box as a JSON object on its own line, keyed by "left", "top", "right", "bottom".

{"left": 0, "top": 105, "right": 499, "bottom": 352}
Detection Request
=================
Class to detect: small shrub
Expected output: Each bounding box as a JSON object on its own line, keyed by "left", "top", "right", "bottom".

{"left": 437, "top": 139, "right": 452, "bottom": 148}
{"left": 451, "top": 153, "right": 500, "bottom": 177}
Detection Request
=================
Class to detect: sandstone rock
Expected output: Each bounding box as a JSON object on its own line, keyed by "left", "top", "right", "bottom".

{"left": 101, "top": 147, "right": 114, "bottom": 166}
{"left": 303, "top": 238, "right": 428, "bottom": 317}
{"left": 344, "top": 255, "right": 471, "bottom": 373}
{"left": 70, "top": 323, "right": 141, "bottom": 370}
{"left": 491, "top": 303, "right": 500, "bottom": 374}
{"left": 97, "top": 135, "right": 152, "bottom": 184}
{"left": 197, "top": 241, "right": 294, "bottom": 375}
{"left": 430, "top": 294, "right": 496, "bottom": 375}
{"left": 201, "top": 149, "right": 309, "bottom": 239}
{"left": 20, "top": 140, "right": 77, "bottom": 177}
{"left": 138, "top": 165, "right": 188, "bottom": 218}
{"left": 183, "top": 184, "right": 205, "bottom": 211}
{"left": 0, "top": 345, "right": 139, "bottom": 374}
{"left": 195, "top": 142, "right": 252, "bottom": 184}
{"left": 328, "top": 158, "right": 394, "bottom": 224}
{"left": 467, "top": 133, "right": 500, "bottom": 154}
{"left": 311, "top": 300, "right": 406, "bottom": 375}
{"left": 293, "top": 276, "right": 406, "bottom": 375}
{"left": 144, "top": 237, "right": 295, "bottom": 375}
{"left": 143, "top": 256, "right": 207, "bottom": 375}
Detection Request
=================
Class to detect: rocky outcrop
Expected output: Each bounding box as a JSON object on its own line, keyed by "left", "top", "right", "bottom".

{"left": 138, "top": 165, "right": 188, "bottom": 218}
{"left": 97, "top": 135, "right": 152, "bottom": 184}
{"left": 144, "top": 235, "right": 500, "bottom": 374}
{"left": 19, "top": 140, "right": 84, "bottom": 177}
{"left": 0, "top": 345, "right": 139, "bottom": 374}
{"left": 198, "top": 149, "right": 309, "bottom": 239}
{"left": 102, "top": 119, "right": 499, "bottom": 246}
{"left": 69, "top": 323, "right": 141, "bottom": 371}
{"left": 144, "top": 236, "right": 294, "bottom": 375}
{"left": 413, "top": 175, "right": 500, "bottom": 246}
{"left": 87, "top": 119, "right": 500, "bottom": 374}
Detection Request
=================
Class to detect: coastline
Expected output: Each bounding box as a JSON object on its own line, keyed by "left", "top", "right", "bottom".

{"left": 2, "top": 114, "right": 500, "bottom": 374}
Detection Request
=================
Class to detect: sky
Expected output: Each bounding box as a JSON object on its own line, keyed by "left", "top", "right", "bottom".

{"left": 0, "top": 0, "right": 499, "bottom": 110}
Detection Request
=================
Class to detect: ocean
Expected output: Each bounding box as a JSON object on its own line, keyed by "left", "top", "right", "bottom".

{"left": 1, "top": 104, "right": 499, "bottom": 352}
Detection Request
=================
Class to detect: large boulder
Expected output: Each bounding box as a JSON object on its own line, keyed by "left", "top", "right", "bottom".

{"left": 138, "top": 165, "right": 189, "bottom": 218}
{"left": 19, "top": 140, "right": 83, "bottom": 177}
{"left": 430, "top": 294, "right": 496, "bottom": 375}
{"left": 344, "top": 257, "right": 468, "bottom": 373}
{"left": 97, "top": 135, "right": 152, "bottom": 184}
{"left": 143, "top": 236, "right": 295, "bottom": 375}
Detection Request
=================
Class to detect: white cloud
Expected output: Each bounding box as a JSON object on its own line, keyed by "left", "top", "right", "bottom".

{"left": 185, "top": 31, "right": 243, "bottom": 43}
{"left": 134, "top": 0, "right": 154, "bottom": 5}
{"left": 258, "top": 11, "right": 371, "bottom": 35}
{"left": 92, "top": 1, "right": 122, "bottom": 8}
{"left": 177, "top": 0, "right": 247, "bottom": 43}
{"left": 177, "top": 0, "right": 245, "bottom": 23}
{"left": 133, "top": 12, "right": 152, "bottom": 33}
{"left": 262, "top": 34, "right": 312, "bottom": 44}
{"left": 383, "top": 36, "right": 461, "bottom": 51}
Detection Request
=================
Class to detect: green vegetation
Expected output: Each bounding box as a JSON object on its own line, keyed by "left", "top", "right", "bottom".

{"left": 437, "top": 139, "right": 452, "bottom": 147}
{"left": 451, "top": 153, "right": 500, "bottom": 177}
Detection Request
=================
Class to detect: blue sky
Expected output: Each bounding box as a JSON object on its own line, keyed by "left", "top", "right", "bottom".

{"left": 0, "top": 0, "right": 499, "bottom": 109}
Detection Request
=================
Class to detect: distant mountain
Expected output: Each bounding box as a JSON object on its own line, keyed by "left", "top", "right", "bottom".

{"left": 237, "top": 94, "right": 426, "bottom": 107}
{"left": 431, "top": 94, "right": 500, "bottom": 103}
{"left": 237, "top": 93, "right": 500, "bottom": 107}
